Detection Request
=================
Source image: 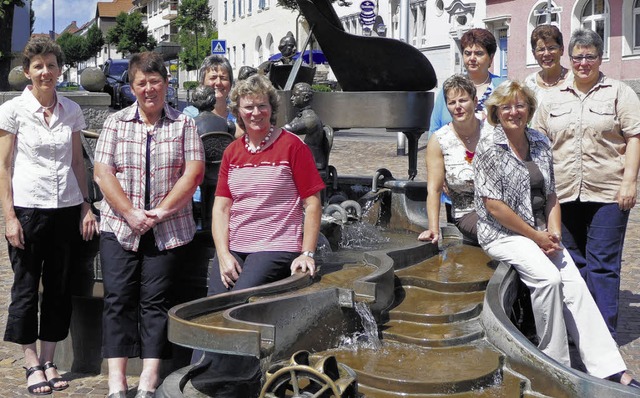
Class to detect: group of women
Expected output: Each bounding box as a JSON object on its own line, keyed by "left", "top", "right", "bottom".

{"left": 421, "top": 26, "right": 640, "bottom": 389}
{"left": 0, "top": 38, "right": 323, "bottom": 397}
{"left": 2, "top": 25, "right": 640, "bottom": 396}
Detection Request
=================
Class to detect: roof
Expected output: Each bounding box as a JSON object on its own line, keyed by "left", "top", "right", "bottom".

{"left": 60, "top": 21, "right": 80, "bottom": 35}
{"left": 96, "top": 0, "right": 134, "bottom": 19}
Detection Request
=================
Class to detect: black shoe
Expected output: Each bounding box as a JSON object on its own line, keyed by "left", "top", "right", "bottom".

{"left": 23, "top": 365, "right": 52, "bottom": 396}
{"left": 608, "top": 371, "right": 640, "bottom": 389}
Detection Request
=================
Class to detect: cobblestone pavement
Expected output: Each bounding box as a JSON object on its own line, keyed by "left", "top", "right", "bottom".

{"left": 0, "top": 137, "right": 638, "bottom": 396}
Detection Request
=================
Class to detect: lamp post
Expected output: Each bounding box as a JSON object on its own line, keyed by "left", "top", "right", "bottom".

{"left": 49, "top": 0, "right": 55, "bottom": 40}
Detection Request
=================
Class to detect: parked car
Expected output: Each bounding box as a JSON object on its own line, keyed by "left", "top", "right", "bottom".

{"left": 118, "top": 70, "right": 177, "bottom": 109}
{"left": 102, "top": 58, "right": 129, "bottom": 108}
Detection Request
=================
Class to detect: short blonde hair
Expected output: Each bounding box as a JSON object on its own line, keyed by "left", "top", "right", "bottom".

{"left": 484, "top": 80, "right": 537, "bottom": 126}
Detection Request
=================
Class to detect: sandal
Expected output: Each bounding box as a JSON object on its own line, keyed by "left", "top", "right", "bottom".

{"left": 43, "top": 361, "right": 68, "bottom": 391}
{"left": 23, "top": 365, "right": 51, "bottom": 396}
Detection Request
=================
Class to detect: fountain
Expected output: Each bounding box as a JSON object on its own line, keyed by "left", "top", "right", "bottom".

{"left": 154, "top": 0, "right": 640, "bottom": 395}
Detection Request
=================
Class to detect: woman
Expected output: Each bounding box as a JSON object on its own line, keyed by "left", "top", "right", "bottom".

{"left": 94, "top": 51, "right": 205, "bottom": 398}
{"left": 532, "top": 28, "right": 640, "bottom": 340}
{"left": 429, "top": 28, "right": 505, "bottom": 133}
{"left": 474, "top": 80, "right": 639, "bottom": 388}
{"left": 183, "top": 55, "right": 237, "bottom": 136}
{"left": 418, "top": 75, "right": 491, "bottom": 244}
{"left": 0, "top": 37, "right": 98, "bottom": 395}
{"left": 524, "top": 24, "right": 571, "bottom": 102}
{"left": 191, "top": 74, "right": 324, "bottom": 397}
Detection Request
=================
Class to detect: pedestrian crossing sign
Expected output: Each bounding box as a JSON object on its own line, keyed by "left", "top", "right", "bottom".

{"left": 211, "top": 40, "right": 226, "bottom": 55}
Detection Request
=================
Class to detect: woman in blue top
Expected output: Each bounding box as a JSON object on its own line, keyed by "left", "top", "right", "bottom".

{"left": 430, "top": 28, "right": 505, "bottom": 133}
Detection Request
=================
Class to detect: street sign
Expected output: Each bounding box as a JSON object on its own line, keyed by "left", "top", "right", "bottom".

{"left": 211, "top": 40, "right": 227, "bottom": 55}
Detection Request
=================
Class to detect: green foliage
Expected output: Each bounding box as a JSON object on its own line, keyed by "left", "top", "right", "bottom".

{"left": 106, "top": 11, "right": 157, "bottom": 56}
{"left": 86, "top": 24, "right": 105, "bottom": 58}
{"left": 174, "top": 0, "right": 216, "bottom": 71}
{"left": 311, "top": 84, "right": 333, "bottom": 92}
{"left": 57, "top": 32, "right": 89, "bottom": 67}
{"left": 183, "top": 80, "right": 199, "bottom": 90}
{"left": 0, "top": 0, "right": 25, "bottom": 20}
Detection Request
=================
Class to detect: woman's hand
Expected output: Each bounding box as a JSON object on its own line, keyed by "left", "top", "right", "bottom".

{"left": 80, "top": 203, "right": 99, "bottom": 241}
{"left": 418, "top": 229, "right": 439, "bottom": 244}
{"left": 616, "top": 180, "right": 637, "bottom": 211}
{"left": 219, "top": 252, "right": 242, "bottom": 288}
{"left": 291, "top": 254, "right": 316, "bottom": 277}
{"left": 124, "top": 208, "right": 154, "bottom": 235}
{"left": 5, "top": 216, "right": 24, "bottom": 249}
{"left": 533, "top": 230, "right": 562, "bottom": 255}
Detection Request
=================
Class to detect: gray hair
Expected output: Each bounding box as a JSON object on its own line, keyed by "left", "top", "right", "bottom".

{"left": 568, "top": 28, "right": 604, "bottom": 57}
{"left": 198, "top": 55, "right": 234, "bottom": 85}
{"left": 191, "top": 85, "right": 217, "bottom": 112}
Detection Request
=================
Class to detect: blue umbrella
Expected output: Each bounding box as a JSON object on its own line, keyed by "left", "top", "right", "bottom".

{"left": 268, "top": 50, "right": 328, "bottom": 64}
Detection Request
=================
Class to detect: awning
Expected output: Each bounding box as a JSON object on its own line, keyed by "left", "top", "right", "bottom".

{"left": 268, "top": 49, "right": 328, "bottom": 64}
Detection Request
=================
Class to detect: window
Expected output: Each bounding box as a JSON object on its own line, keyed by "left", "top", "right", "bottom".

{"left": 259, "top": 0, "right": 265, "bottom": 10}
{"left": 534, "top": 4, "right": 559, "bottom": 25}
{"left": 224, "top": 0, "right": 228, "bottom": 22}
{"left": 233, "top": 0, "right": 236, "bottom": 19}
{"left": 634, "top": 0, "right": 640, "bottom": 49}
{"left": 239, "top": 0, "right": 243, "bottom": 17}
{"left": 410, "top": 5, "right": 418, "bottom": 46}
{"left": 248, "top": 0, "right": 252, "bottom": 14}
{"left": 580, "top": 0, "right": 609, "bottom": 55}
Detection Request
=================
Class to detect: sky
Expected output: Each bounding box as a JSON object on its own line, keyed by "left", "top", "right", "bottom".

{"left": 32, "top": 0, "right": 99, "bottom": 35}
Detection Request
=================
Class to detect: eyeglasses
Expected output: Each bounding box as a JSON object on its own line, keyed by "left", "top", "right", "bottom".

{"left": 535, "top": 45, "right": 560, "bottom": 54}
{"left": 570, "top": 54, "right": 599, "bottom": 64}
{"left": 499, "top": 103, "right": 528, "bottom": 113}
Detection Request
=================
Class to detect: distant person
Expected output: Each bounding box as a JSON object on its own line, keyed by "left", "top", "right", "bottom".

{"left": 94, "top": 51, "right": 204, "bottom": 397}
{"left": 0, "top": 36, "right": 98, "bottom": 395}
{"left": 532, "top": 28, "right": 640, "bottom": 340}
{"left": 418, "top": 75, "right": 491, "bottom": 245}
{"left": 183, "top": 55, "right": 237, "bottom": 136}
{"left": 475, "top": 80, "right": 639, "bottom": 389}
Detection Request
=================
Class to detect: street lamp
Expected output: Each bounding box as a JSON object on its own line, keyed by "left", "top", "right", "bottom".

{"left": 49, "top": 0, "right": 55, "bottom": 40}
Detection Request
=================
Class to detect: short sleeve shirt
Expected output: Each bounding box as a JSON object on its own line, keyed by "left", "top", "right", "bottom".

{"left": 94, "top": 103, "right": 205, "bottom": 252}
{"left": 216, "top": 130, "right": 325, "bottom": 253}
{"left": 532, "top": 74, "right": 640, "bottom": 203}
{"left": 474, "top": 125, "right": 555, "bottom": 248}
{"left": 0, "top": 87, "right": 87, "bottom": 208}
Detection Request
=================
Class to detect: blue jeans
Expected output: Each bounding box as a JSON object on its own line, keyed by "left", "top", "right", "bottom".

{"left": 560, "top": 201, "right": 629, "bottom": 340}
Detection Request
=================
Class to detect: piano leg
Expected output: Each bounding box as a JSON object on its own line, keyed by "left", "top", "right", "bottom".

{"left": 403, "top": 130, "right": 424, "bottom": 180}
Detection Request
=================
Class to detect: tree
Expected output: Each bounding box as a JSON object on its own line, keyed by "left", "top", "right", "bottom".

{"left": 106, "top": 11, "right": 156, "bottom": 56}
{"left": 174, "top": 0, "right": 215, "bottom": 71}
{"left": 86, "top": 24, "right": 104, "bottom": 62}
{"left": 0, "top": 0, "right": 25, "bottom": 90}
{"left": 57, "top": 32, "right": 88, "bottom": 67}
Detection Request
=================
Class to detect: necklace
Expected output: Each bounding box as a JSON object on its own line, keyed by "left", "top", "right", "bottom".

{"left": 452, "top": 122, "right": 480, "bottom": 163}
{"left": 473, "top": 74, "right": 491, "bottom": 87}
{"left": 244, "top": 126, "right": 274, "bottom": 154}
{"left": 42, "top": 97, "right": 56, "bottom": 110}
{"left": 540, "top": 68, "right": 566, "bottom": 87}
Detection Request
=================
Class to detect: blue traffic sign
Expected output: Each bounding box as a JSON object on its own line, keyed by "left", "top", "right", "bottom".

{"left": 211, "top": 40, "right": 227, "bottom": 55}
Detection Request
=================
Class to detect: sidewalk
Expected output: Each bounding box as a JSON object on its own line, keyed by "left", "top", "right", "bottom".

{"left": 0, "top": 138, "right": 638, "bottom": 396}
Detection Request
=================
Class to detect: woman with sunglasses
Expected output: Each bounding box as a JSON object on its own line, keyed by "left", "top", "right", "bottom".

{"left": 532, "top": 28, "right": 640, "bottom": 345}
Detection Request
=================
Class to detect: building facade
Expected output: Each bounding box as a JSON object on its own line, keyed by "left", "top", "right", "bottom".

{"left": 486, "top": 0, "right": 640, "bottom": 81}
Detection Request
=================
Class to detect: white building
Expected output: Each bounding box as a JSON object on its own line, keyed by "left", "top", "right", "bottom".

{"left": 218, "top": 0, "right": 496, "bottom": 89}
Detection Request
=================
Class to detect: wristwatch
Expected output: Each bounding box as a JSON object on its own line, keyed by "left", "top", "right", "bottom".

{"left": 302, "top": 250, "right": 315, "bottom": 259}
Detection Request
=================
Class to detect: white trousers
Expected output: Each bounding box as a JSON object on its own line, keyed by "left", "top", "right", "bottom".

{"left": 484, "top": 235, "right": 626, "bottom": 378}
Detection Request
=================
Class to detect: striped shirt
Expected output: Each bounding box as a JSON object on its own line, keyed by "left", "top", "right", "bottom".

{"left": 216, "top": 130, "right": 325, "bottom": 253}
{"left": 95, "top": 103, "right": 205, "bottom": 252}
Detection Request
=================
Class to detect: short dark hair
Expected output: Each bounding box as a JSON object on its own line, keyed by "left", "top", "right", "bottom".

{"left": 530, "top": 24, "right": 564, "bottom": 50}
{"left": 442, "top": 74, "right": 477, "bottom": 102}
{"left": 460, "top": 29, "right": 497, "bottom": 58}
{"left": 128, "top": 51, "right": 168, "bottom": 82}
{"left": 22, "top": 37, "right": 65, "bottom": 71}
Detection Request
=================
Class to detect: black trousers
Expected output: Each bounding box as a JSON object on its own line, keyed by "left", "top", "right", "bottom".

{"left": 100, "top": 231, "right": 180, "bottom": 359}
{"left": 5, "top": 206, "right": 80, "bottom": 344}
